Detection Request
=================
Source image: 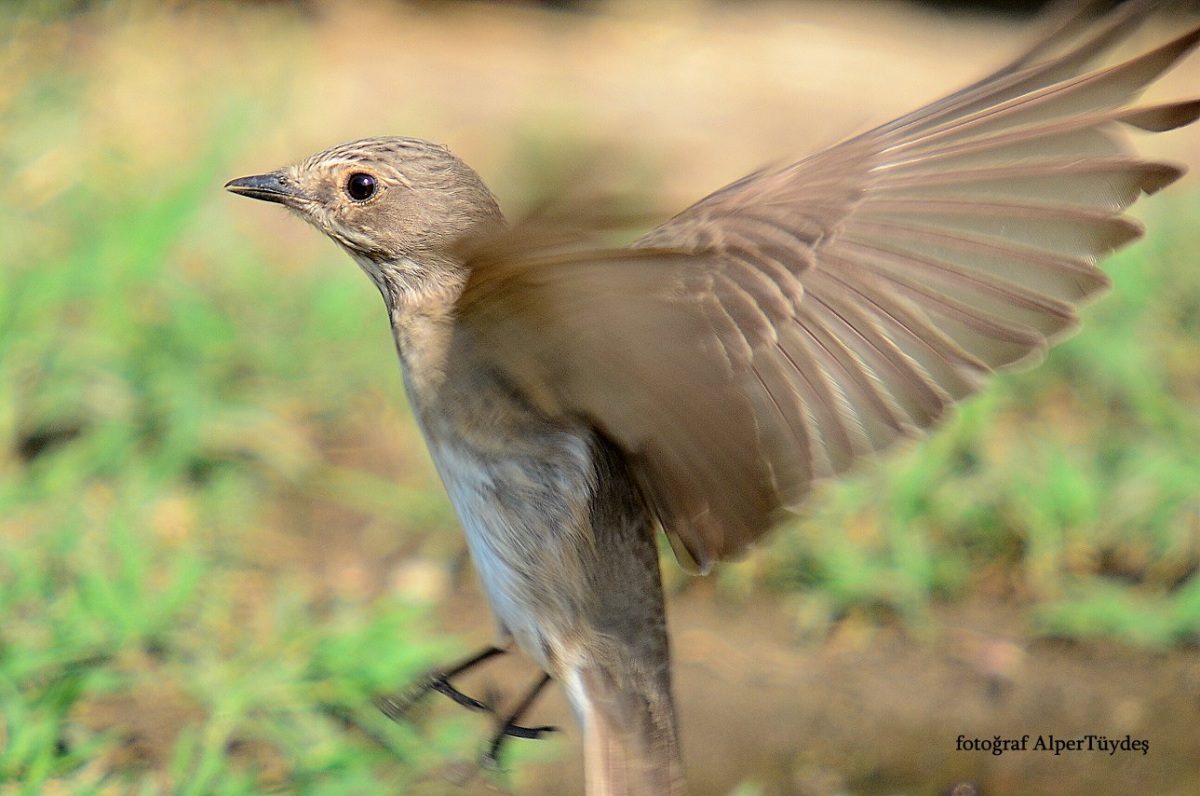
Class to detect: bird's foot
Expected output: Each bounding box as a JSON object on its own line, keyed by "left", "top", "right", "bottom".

{"left": 376, "top": 645, "right": 507, "bottom": 721}
{"left": 480, "top": 672, "right": 557, "bottom": 769}
{"left": 374, "top": 646, "right": 558, "bottom": 770}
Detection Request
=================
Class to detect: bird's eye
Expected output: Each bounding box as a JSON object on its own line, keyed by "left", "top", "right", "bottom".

{"left": 346, "top": 172, "right": 377, "bottom": 202}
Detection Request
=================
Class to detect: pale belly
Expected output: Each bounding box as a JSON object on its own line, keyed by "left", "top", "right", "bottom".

{"left": 424, "top": 427, "right": 598, "bottom": 673}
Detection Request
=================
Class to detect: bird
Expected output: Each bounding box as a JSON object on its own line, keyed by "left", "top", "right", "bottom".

{"left": 226, "top": 2, "right": 1200, "bottom": 793}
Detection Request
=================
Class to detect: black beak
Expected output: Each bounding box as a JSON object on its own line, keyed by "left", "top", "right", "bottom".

{"left": 224, "top": 172, "right": 301, "bottom": 205}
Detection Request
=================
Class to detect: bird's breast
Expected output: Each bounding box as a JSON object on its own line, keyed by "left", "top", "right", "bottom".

{"left": 419, "top": 411, "right": 600, "bottom": 670}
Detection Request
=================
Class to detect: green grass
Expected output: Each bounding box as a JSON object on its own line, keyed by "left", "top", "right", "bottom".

{"left": 2, "top": 6, "right": 1200, "bottom": 795}
{"left": 0, "top": 45, "right": 474, "bottom": 794}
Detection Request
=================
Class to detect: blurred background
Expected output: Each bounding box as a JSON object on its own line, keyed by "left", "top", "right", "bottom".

{"left": 2, "top": 1, "right": 1199, "bottom": 794}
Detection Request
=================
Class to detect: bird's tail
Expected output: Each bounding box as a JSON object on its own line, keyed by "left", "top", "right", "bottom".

{"left": 567, "top": 661, "right": 686, "bottom": 796}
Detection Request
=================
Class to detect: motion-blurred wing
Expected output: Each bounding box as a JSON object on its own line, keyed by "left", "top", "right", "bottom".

{"left": 460, "top": 13, "right": 1200, "bottom": 572}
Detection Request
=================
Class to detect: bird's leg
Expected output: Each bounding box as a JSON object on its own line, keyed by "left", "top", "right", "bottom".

{"left": 376, "top": 645, "right": 508, "bottom": 721}
{"left": 482, "top": 672, "right": 558, "bottom": 768}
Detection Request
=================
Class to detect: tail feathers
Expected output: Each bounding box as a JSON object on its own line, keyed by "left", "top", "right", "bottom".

{"left": 572, "top": 665, "right": 686, "bottom": 796}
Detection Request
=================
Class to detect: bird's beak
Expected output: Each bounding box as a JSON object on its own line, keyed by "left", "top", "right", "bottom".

{"left": 224, "top": 172, "right": 302, "bottom": 205}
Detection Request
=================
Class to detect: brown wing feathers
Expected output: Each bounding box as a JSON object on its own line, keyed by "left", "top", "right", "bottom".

{"left": 462, "top": 8, "right": 1199, "bottom": 571}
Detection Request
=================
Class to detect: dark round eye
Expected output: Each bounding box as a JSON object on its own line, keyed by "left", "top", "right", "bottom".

{"left": 346, "top": 172, "right": 377, "bottom": 201}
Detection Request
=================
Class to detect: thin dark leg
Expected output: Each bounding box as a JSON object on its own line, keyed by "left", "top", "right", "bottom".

{"left": 483, "top": 672, "right": 558, "bottom": 767}
{"left": 376, "top": 645, "right": 507, "bottom": 722}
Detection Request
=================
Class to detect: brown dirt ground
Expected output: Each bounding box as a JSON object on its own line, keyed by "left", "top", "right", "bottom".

{"left": 409, "top": 581, "right": 1200, "bottom": 796}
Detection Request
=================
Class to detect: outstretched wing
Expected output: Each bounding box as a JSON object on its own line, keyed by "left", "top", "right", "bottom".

{"left": 459, "top": 9, "right": 1200, "bottom": 572}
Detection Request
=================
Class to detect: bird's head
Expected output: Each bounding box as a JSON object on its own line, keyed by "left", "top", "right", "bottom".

{"left": 226, "top": 137, "right": 504, "bottom": 296}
